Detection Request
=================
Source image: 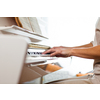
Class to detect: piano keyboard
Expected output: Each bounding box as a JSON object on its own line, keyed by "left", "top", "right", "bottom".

{"left": 27, "top": 48, "right": 51, "bottom": 57}
{"left": 27, "top": 51, "right": 51, "bottom": 57}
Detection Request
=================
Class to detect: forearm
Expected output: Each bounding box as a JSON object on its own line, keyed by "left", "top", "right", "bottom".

{"left": 72, "top": 42, "right": 93, "bottom": 49}
{"left": 71, "top": 45, "right": 100, "bottom": 59}
{"left": 42, "top": 42, "right": 94, "bottom": 58}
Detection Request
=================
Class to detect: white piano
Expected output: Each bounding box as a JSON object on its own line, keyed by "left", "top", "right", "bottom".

{"left": 0, "top": 17, "right": 61, "bottom": 84}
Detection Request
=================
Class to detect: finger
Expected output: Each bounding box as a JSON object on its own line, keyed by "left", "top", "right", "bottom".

{"left": 42, "top": 49, "right": 51, "bottom": 54}
{"left": 53, "top": 47, "right": 58, "bottom": 49}
{"left": 50, "top": 51, "right": 59, "bottom": 57}
{"left": 42, "top": 49, "right": 55, "bottom": 54}
{"left": 56, "top": 54, "right": 62, "bottom": 57}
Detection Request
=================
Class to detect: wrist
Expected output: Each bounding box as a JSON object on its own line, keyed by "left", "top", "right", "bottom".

{"left": 70, "top": 48, "right": 75, "bottom": 56}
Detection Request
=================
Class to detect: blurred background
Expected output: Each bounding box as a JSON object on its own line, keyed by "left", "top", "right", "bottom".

{"left": 47, "top": 17, "right": 98, "bottom": 74}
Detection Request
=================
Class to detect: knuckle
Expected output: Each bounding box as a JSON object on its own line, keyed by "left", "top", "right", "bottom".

{"left": 60, "top": 46, "right": 63, "bottom": 48}
{"left": 53, "top": 47, "right": 57, "bottom": 49}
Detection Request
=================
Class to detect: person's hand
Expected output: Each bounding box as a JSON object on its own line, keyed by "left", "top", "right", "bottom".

{"left": 42, "top": 46, "right": 72, "bottom": 57}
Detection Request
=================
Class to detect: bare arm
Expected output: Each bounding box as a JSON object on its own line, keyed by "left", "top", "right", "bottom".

{"left": 42, "top": 42, "right": 95, "bottom": 58}
{"left": 71, "top": 45, "right": 100, "bottom": 59}
{"left": 71, "top": 42, "right": 93, "bottom": 49}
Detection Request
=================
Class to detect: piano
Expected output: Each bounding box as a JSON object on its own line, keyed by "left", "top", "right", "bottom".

{"left": 0, "top": 17, "right": 61, "bottom": 84}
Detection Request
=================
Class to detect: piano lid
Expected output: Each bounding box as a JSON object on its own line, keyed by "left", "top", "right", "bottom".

{"left": 0, "top": 25, "right": 48, "bottom": 42}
